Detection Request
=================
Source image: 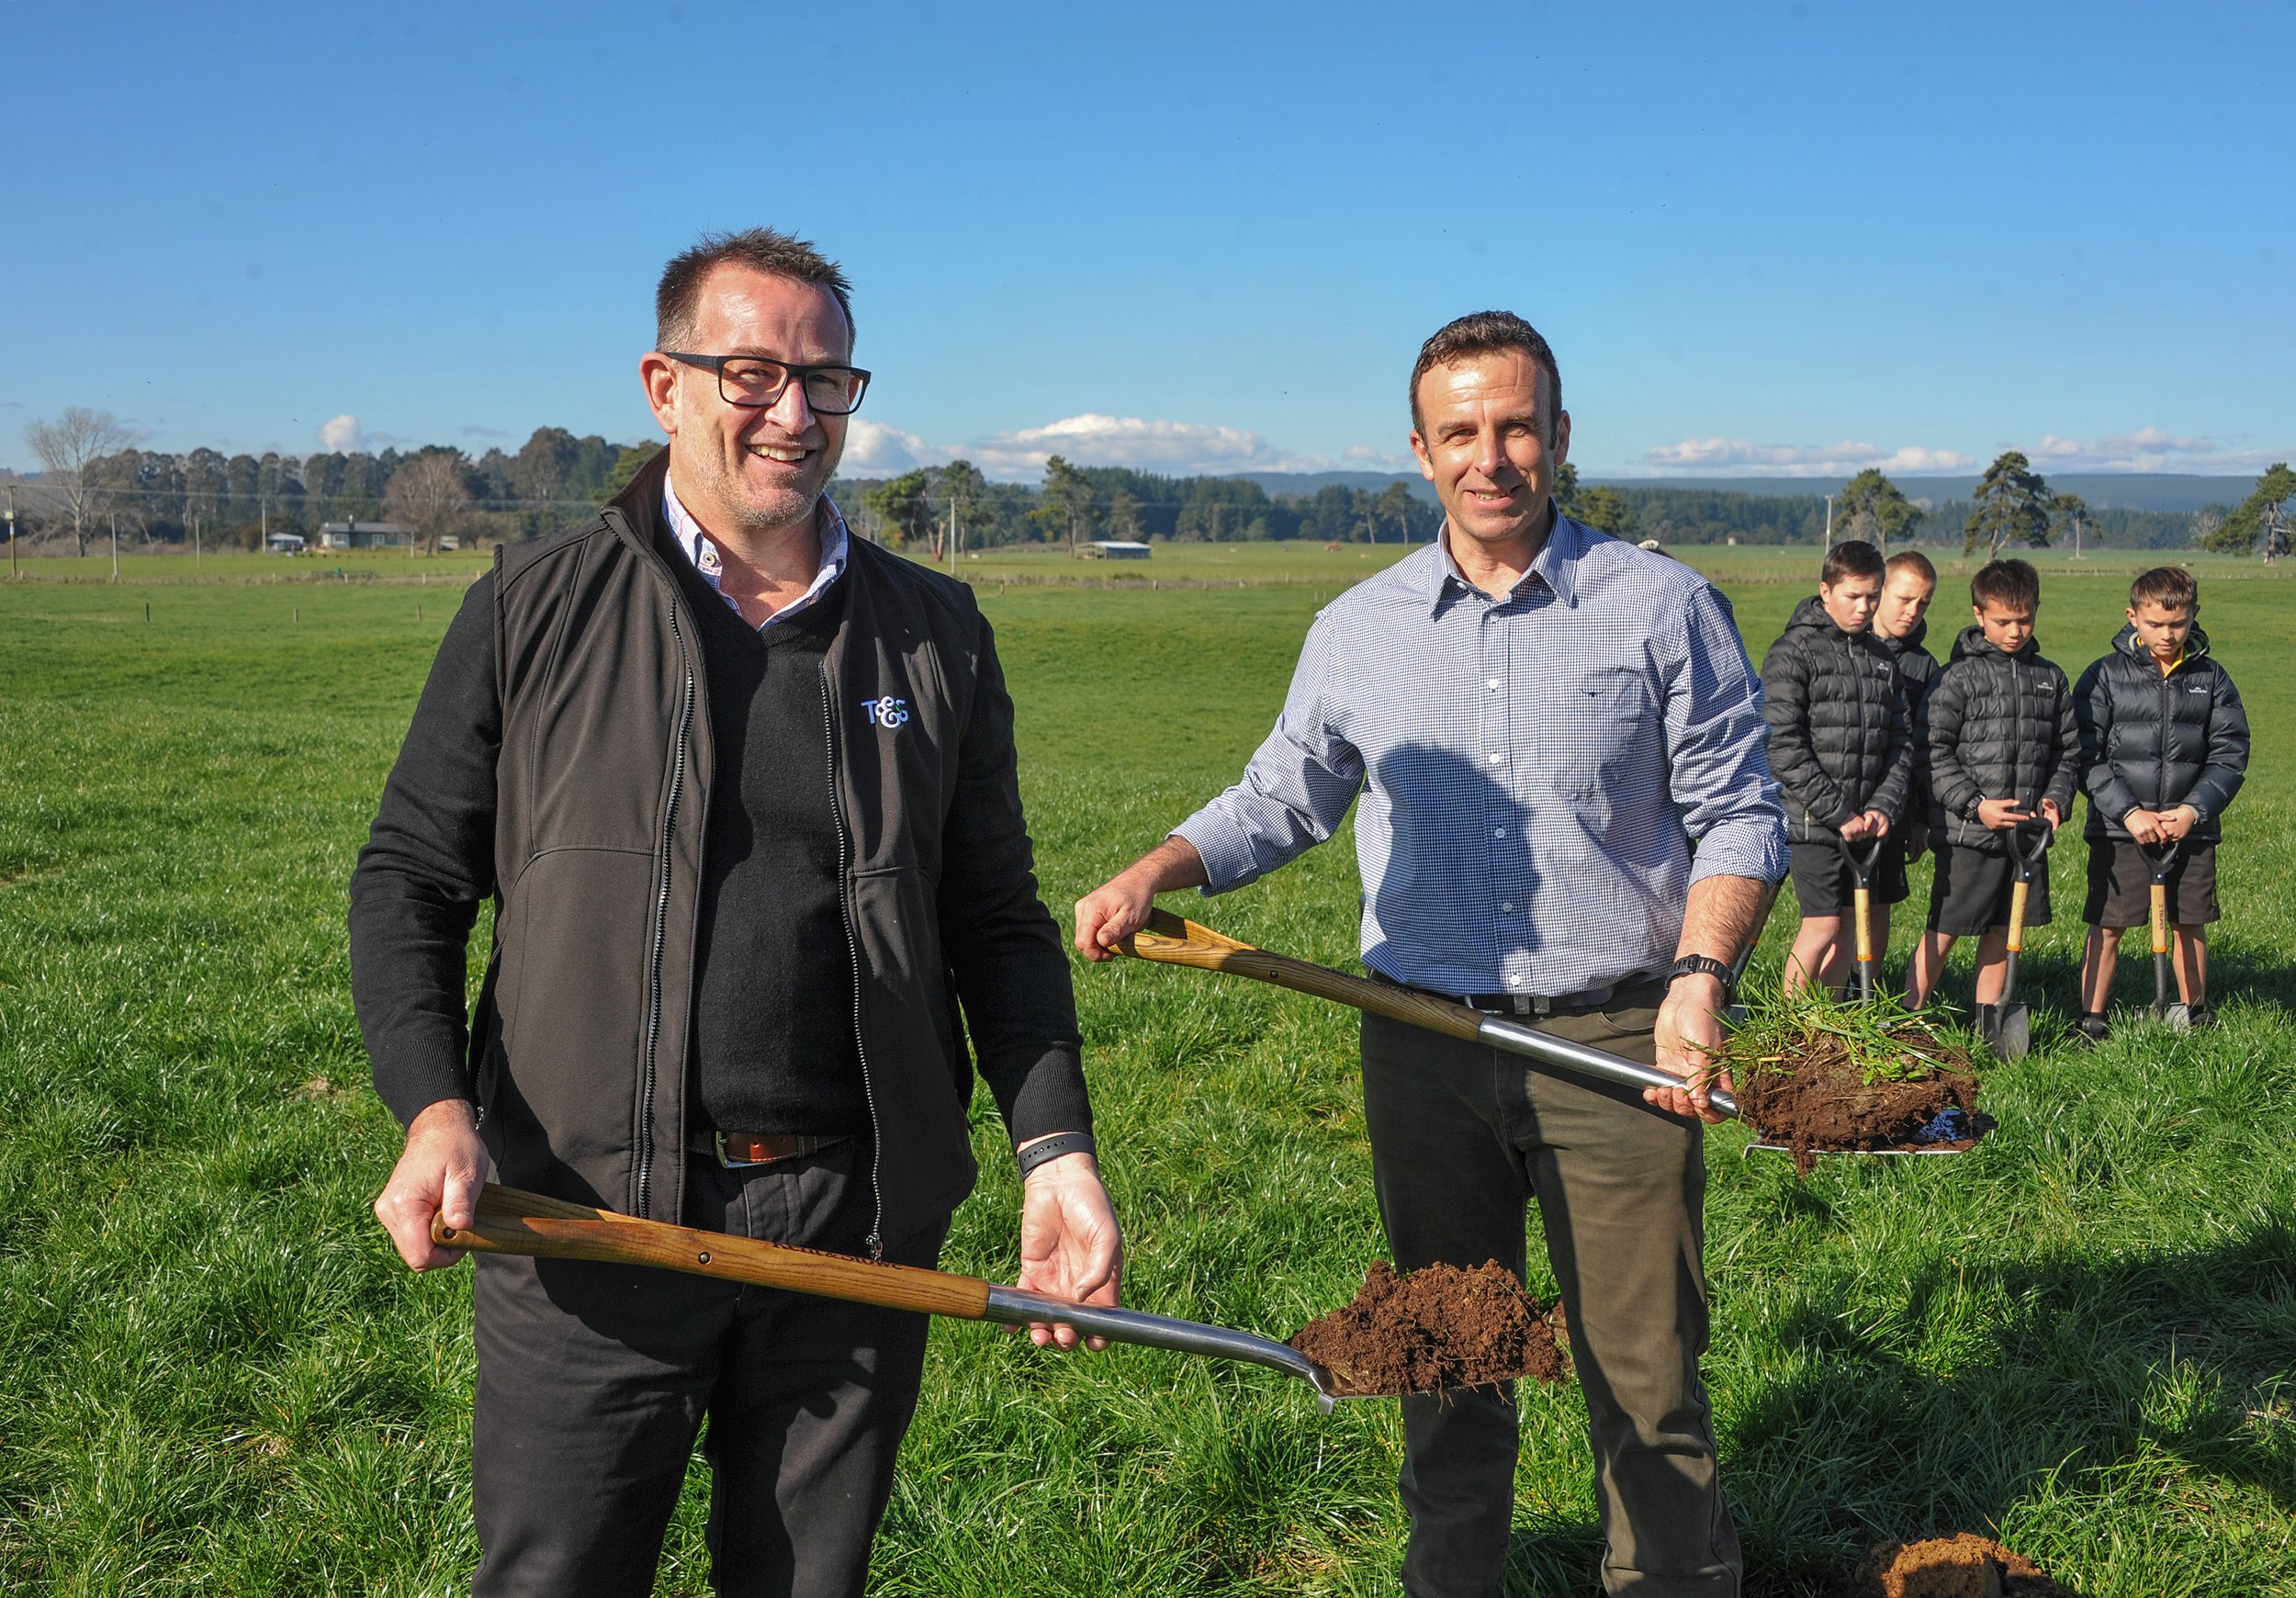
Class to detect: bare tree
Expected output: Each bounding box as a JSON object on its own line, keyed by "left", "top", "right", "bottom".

{"left": 384, "top": 451, "right": 474, "bottom": 555}
{"left": 24, "top": 408, "right": 130, "bottom": 557}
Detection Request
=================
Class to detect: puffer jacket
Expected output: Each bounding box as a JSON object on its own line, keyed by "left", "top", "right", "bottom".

{"left": 1926, "top": 625, "right": 2079, "bottom": 852}
{"left": 1761, "top": 594, "right": 1913, "bottom": 842}
{"left": 1878, "top": 616, "right": 1941, "bottom": 825}
{"left": 2074, "top": 624, "right": 2248, "bottom": 841}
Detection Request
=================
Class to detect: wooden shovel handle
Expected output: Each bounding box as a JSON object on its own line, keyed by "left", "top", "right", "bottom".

{"left": 2151, "top": 882, "right": 2169, "bottom": 956}
{"left": 432, "top": 1184, "right": 994, "bottom": 1320}
{"left": 2006, "top": 881, "right": 2030, "bottom": 954}
{"left": 1117, "top": 908, "right": 1485, "bottom": 1044}
{"left": 1852, "top": 886, "right": 1874, "bottom": 963}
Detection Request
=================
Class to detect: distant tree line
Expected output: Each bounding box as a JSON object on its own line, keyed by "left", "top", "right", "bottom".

{"left": 12, "top": 410, "right": 2283, "bottom": 562}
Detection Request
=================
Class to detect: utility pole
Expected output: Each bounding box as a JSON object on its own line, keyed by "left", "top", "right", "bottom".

{"left": 111, "top": 512, "right": 119, "bottom": 581}
{"left": 1823, "top": 494, "right": 1835, "bottom": 547}
{"left": 6, "top": 484, "right": 16, "bottom": 581}
{"left": 194, "top": 515, "right": 202, "bottom": 568}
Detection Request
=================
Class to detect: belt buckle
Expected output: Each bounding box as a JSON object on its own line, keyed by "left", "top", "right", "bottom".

{"left": 715, "top": 1131, "right": 768, "bottom": 1169}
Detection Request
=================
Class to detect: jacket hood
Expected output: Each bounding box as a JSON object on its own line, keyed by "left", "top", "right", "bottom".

{"left": 1949, "top": 623, "right": 2042, "bottom": 664}
{"left": 2110, "top": 621, "right": 2213, "bottom": 666}
{"left": 1877, "top": 614, "right": 1930, "bottom": 658}
{"left": 1786, "top": 592, "right": 1865, "bottom": 641}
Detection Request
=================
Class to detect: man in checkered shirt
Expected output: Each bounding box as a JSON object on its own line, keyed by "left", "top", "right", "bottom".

{"left": 1077, "top": 312, "right": 1784, "bottom": 1597}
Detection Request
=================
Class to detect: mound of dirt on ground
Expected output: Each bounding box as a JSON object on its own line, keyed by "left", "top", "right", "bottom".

{"left": 1849, "top": 1534, "right": 2072, "bottom": 1597}
{"left": 1289, "top": 1260, "right": 1569, "bottom": 1398}
{"left": 1731, "top": 1029, "right": 1984, "bottom": 1174}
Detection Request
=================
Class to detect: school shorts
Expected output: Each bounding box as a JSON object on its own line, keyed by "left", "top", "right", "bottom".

{"left": 1788, "top": 839, "right": 1911, "bottom": 917}
{"left": 1927, "top": 840, "right": 2054, "bottom": 938}
{"left": 2083, "top": 838, "right": 2221, "bottom": 928}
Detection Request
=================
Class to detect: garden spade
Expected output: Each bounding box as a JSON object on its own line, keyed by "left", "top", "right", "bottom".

{"left": 1829, "top": 832, "right": 1888, "bottom": 1002}
{"left": 1115, "top": 910, "right": 1981, "bottom": 1158}
{"left": 2144, "top": 838, "right": 2192, "bottom": 1030}
{"left": 1976, "top": 822, "right": 2053, "bottom": 1060}
{"left": 433, "top": 1184, "right": 1367, "bottom": 1412}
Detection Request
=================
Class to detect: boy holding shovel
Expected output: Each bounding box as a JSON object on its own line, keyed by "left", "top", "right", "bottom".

{"left": 1760, "top": 539, "right": 1915, "bottom": 994}
{"left": 2070, "top": 567, "right": 2250, "bottom": 1040}
{"left": 1906, "top": 559, "right": 2080, "bottom": 1014}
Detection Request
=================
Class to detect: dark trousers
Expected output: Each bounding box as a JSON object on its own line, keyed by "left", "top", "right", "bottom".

{"left": 1362, "top": 992, "right": 1741, "bottom": 1598}
{"left": 468, "top": 1140, "right": 947, "bottom": 1598}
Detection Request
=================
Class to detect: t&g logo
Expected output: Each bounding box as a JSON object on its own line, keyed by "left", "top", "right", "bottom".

{"left": 861, "top": 696, "right": 910, "bottom": 729}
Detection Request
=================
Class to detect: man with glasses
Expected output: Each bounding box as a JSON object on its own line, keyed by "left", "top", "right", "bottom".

{"left": 355, "top": 228, "right": 1120, "bottom": 1597}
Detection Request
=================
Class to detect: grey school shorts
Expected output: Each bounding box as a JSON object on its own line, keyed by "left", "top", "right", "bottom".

{"left": 1927, "top": 840, "right": 2054, "bottom": 937}
{"left": 2083, "top": 838, "right": 2221, "bottom": 928}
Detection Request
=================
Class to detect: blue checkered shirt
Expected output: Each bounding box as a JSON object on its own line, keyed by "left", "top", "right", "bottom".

{"left": 1174, "top": 515, "right": 1786, "bottom": 997}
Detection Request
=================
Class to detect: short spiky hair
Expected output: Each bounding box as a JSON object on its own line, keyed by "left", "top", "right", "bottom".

{"left": 1409, "top": 310, "right": 1562, "bottom": 437}
{"left": 2129, "top": 565, "right": 2198, "bottom": 613}
{"left": 1886, "top": 548, "right": 1938, "bottom": 586}
{"left": 1972, "top": 558, "right": 2040, "bottom": 613}
{"left": 1821, "top": 539, "right": 1885, "bottom": 586}
{"left": 655, "top": 228, "right": 854, "bottom": 354}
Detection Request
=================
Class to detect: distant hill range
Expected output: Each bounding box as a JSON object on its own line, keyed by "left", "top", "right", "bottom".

{"left": 1227, "top": 470, "right": 2255, "bottom": 513}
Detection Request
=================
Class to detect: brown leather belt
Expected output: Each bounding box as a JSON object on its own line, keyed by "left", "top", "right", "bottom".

{"left": 688, "top": 1130, "right": 847, "bottom": 1168}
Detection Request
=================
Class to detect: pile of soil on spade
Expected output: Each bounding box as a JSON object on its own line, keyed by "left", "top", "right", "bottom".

{"left": 1728, "top": 1027, "right": 1985, "bottom": 1175}
{"left": 1289, "top": 1260, "right": 1569, "bottom": 1398}
{"left": 1829, "top": 1534, "right": 2072, "bottom": 1597}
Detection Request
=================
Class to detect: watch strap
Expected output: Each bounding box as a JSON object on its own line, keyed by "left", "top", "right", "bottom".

{"left": 1667, "top": 954, "right": 1738, "bottom": 1002}
{"left": 1016, "top": 1131, "right": 1097, "bottom": 1178}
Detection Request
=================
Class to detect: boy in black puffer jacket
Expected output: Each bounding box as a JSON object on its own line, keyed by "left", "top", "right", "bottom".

{"left": 2071, "top": 566, "right": 2248, "bottom": 1038}
{"left": 1906, "top": 559, "right": 2079, "bottom": 1012}
{"left": 1762, "top": 540, "right": 1914, "bottom": 993}
{"left": 1873, "top": 549, "right": 1942, "bottom": 877}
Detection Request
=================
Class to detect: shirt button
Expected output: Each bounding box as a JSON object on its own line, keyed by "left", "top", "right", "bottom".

{"left": 1510, "top": 974, "right": 1528, "bottom": 988}
{"left": 1488, "top": 750, "right": 1503, "bottom": 763}
{"left": 1501, "top": 901, "right": 1515, "bottom": 912}
{"left": 1486, "top": 679, "right": 1500, "bottom": 691}
{"left": 1492, "top": 827, "right": 1507, "bottom": 838}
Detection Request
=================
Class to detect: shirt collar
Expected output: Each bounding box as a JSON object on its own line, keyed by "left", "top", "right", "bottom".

{"left": 661, "top": 477, "right": 849, "bottom": 624}
{"left": 1426, "top": 501, "right": 1583, "bottom": 611}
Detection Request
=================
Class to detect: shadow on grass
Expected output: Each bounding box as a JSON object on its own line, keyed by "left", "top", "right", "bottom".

{"left": 1490, "top": 1224, "right": 2295, "bottom": 1595}
{"left": 1720, "top": 1221, "right": 2296, "bottom": 1595}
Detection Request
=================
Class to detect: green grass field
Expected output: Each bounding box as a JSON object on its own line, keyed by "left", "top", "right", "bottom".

{"left": 2, "top": 546, "right": 2290, "bottom": 1595}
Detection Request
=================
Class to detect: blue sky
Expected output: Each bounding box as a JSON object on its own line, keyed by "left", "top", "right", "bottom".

{"left": 4, "top": 0, "right": 2290, "bottom": 481}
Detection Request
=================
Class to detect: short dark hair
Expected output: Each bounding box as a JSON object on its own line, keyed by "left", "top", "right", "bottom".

{"left": 1821, "top": 540, "right": 1885, "bottom": 587}
{"left": 1885, "top": 548, "right": 1938, "bottom": 586}
{"left": 1972, "top": 558, "right": 2040, "bottom": 613}
{"left": 656, "top": 228, "right": 854, "bottom": 354}
{"left": 2129, "top": 565, "right": 2198, "bottom": 613}
{"left": 1409, "top": 311, "right": 1562, "bottom": 437}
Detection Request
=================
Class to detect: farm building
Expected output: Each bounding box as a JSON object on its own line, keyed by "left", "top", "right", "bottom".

{"left": 1083, "top": 540, "right": 1152, "bottom": 560}
{"left": 317, "top": 521, "right": 414, "bottom": 550}
{"left": 264, "top": 530, "right": 307, "bottom": 553}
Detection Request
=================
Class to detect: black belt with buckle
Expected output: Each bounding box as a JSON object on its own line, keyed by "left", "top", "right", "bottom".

{"left": 688, "top": 1130, "right": 848, "bottom": 1168}
{"left": 1382, "top": 971, "right": 1660, "bottom": 1018}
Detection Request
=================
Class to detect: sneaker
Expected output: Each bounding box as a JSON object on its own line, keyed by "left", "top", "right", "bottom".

{"left": 2073, "top": 1013, "right": 2111, "bottom": 1049}
{"left": 2184, "top": 1004, "right": 2215, "bottom": 1030}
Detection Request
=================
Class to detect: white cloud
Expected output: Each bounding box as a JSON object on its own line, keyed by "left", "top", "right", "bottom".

{"left": 1638, "top": 438, "right": 1975, "bottom": 478}
{"left": 838, "top": 419, "right": 943, "bottom": 477}
{"left": 2024, "top": 428, "right": 2291, "bottom": 474}
{"left": 1345, "top": 442, "right": 1416, "bottom": 470}
{"left": 319, "top": 414, "right": 363, "bottom": 454}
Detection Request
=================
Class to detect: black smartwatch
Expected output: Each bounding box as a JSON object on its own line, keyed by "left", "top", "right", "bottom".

{"left": 1665, "top": 954, "right": 1738, "bottom": 1004}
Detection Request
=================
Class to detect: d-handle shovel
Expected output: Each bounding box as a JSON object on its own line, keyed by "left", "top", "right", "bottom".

{"left": 1116, "top": 908, "right": 1739, "bottom": 1120}
{"left": 433, "top": 1184, "right": 1363, "bottom": 1412}
{"left": 2144, "top": 838, "right": 2192, "bottom": 1031}
{"left": 1976, "top": 821, "right": 2053, "bottom": 1060}
{"left": 1829, "top": 832, "right": 1888, "bottom": 1002}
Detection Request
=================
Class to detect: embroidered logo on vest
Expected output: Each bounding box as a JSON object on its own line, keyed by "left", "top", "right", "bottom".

{"left": 861, "top": 696, "right": 911, "bottom": 729}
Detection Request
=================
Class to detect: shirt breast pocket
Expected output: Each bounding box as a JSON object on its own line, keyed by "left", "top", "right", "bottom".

{"left": 1546, "top": 672, "right": 1658, "bottom": 805}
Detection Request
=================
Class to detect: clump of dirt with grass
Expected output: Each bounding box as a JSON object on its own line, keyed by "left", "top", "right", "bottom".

{"left": 1716, "top": 984, "right": 1985, "bottom": 1174}
{"left": 1841, "top": 1533, "right": 2073, "bottom": 1596}
{"left": 1289, "top": 1260, "right": 1569, "bottom": 1397}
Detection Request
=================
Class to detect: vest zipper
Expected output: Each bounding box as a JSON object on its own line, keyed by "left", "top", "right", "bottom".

{"left": 636, "top": 606, "right": 695, "bottom": 1219}
{"left": 2156, "top": 661, "right": 2172, "bottom": 810}
{"left": 820, "top": 667, "right": 886, "bottom": 1259}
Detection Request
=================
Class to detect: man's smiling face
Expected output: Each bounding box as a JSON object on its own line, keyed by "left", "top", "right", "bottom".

{"left": 1408, "top": 347, "right": 1571, "bottom": 557}
{"left": 646, "top": 263, "right": 850, "bottom": 538}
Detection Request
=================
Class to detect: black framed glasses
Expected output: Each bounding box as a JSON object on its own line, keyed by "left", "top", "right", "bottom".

{"left": 660, "top": 352, "right": 872, "bottom": 415}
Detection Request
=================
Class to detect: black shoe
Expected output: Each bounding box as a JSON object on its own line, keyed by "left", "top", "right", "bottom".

{"left": 2184, "top": 1004, "right": 2215, "bottom": 1030}
{"left": 2073, "top": 1013, "right": 2111, "bottom": 1048}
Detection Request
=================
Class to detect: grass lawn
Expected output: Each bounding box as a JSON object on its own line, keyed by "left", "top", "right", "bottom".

{"left": 1, "top": 546, "right": 2290, "bottom": 1595}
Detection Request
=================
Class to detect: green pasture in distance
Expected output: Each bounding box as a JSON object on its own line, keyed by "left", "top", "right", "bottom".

{"left": 1, "top": 555, "right": 2291, "bottom": 1595}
